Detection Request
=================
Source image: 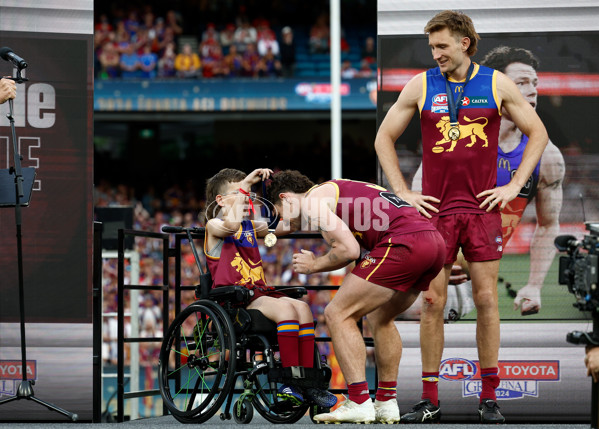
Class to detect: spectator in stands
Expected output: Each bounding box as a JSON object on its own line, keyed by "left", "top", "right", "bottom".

{"left": 201, "top": 22, "right": 219, "bottom": 43}
{"left": 310, "top": 13, "right": 330, "bottom": 54}
{"left": 175, "top": 42, "right": 201, "bottom": 78}
{"left": 223, "top": 44, "right": 243, "bottom": 77}
{"left": 257, "top": 27, "right": 280, "bottom": 57}
{"left": 124, "top": 10, "right": 141, "bottom": 38}
{"left": 220, "top": 23, "right": 236, "bottom": 54}
{"left": 120, "top": 44, "right": 141, "bottom": 78}
{"left": 258, "top": 47, "right": 282, "bottom": 77}
{"left": 157, "top": 42, "right": 177, "bottom": 78}
{"left": 241, "top": 43, "right": 260, "bottom": 77}
{"left": 361, "top": 36, "right": 376, "bottom": 64}
{"left": 155, "top": 25, "right": 175, "bottom": 57}
{"left": 98, "top": 41, "right": 121, "bottom": 79}
{"left": 280, "top": 26, "right": 296, "bottom": 77}
{"left": 139, "top": 43, "right": 158, "bottom": 78}
{"left": 341, "top": 60, "right": 358, "bottom": 79}
{"left": 234, "top": 17, "right": 257, "bottom": 53}
{"left": 115, "top": 21, "right": 132, "bottom": 54}
{"left": 356, "top": 59, "right": 374, "bottom": 78}
{"left": 199, "top": 31, "right": 221, "bottom": 59}
{"left": 201, "top": 44, "right": 226, "bottom": 78}
{"left": 165, "top": 9, "right": 183, "bottom": 37}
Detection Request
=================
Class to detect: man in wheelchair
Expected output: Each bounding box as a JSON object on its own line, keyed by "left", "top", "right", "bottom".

{"left": 203, "top": 167, "right": 337, "bottom": 409}
{"left": 268, "top": 170, "right": 446, "bottom": 424}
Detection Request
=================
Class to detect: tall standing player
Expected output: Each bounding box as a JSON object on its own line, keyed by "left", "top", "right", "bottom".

{"left": 374, "top": 10, "right": 548, "bottom": 423}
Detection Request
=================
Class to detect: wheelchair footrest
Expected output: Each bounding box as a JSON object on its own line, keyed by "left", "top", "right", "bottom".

{"left": 268, "top": 366, "right": 331, "bottom": 390}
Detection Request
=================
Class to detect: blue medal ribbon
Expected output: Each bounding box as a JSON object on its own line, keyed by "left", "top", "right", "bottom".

{"left": 444, "top": 62, "right": 475, "bottom": 127}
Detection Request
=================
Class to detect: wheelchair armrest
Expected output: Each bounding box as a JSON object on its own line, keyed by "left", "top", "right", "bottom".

{"left": 208, "top": 286, "right": 252, "bottom": 304}
{"left": 275, "top": 286, "right": 307, "bottom": 299}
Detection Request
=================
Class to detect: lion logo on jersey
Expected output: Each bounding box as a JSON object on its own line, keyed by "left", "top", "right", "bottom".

{"left": 433, "top": 115, "right": 489, "bottom": 153}
{"left": 231, "top": 253, "right": 266, "bottom": 285}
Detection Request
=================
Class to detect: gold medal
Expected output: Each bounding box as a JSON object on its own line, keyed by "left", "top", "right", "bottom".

{"left": 264, "top": 232, "right": 277, "bottom": 247}
{"left": 448, "top": 126, "right": 460, "bottom": 141}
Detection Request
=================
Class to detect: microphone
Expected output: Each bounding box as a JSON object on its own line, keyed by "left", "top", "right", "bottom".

{"left": 0, "top": 47, "right": 27, "bottom": 69}
{"left": 554, "top": 235, "right": 581, "bottom": 252}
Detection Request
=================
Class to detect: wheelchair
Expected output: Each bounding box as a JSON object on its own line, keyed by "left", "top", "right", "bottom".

{"left": 158, "top": 226, "right": 333, "bottom": 424}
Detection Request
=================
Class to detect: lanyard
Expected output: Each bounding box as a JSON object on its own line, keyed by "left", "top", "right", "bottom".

{"left": 444, "top": 62, "right": 474, "bottom": 126}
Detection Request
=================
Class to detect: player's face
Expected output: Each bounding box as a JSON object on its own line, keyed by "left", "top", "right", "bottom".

{"left": 504, "top": 62, "right": 538, "bottom": 109}
{"left": 275, "top": 196, "right": 302, "bottom": 232}
{"left": 428, "top": 28, "right": 467, "bottom": 75}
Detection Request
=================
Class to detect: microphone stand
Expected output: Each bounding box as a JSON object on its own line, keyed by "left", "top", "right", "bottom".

{"left": 0, "top": 67, "right": 77, "bottom": 421}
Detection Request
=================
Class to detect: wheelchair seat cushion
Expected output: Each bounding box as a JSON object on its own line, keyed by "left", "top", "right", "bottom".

{"left": 247, "top": 309, "right": 277, "bottom": 333}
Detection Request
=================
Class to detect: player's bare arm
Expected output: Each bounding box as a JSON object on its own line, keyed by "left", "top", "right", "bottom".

{"left": 478, "top": 72, "right": 548, "bottom": 211}
{"left": 374, "top": 73, "right": 440, "bottom": 218}
{"left": 514, "top": 141, "right": 565, "bottom": 314}
{"left": 292, "top": 187, "right": 360, "bottom": 274}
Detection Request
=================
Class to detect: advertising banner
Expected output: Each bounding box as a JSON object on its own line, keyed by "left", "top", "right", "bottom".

{"left": 0, "top": 1, "right": 93, "bottom": 420}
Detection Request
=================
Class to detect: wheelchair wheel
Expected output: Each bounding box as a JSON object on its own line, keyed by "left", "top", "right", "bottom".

{"left": 249, "top": 376, "right": 309, "bottom": 424}
{"left": 158, "top": 300, "right": 236, "bottom": 423}
{"left": 233, "top": 398, "right": 254, "bottom": 424}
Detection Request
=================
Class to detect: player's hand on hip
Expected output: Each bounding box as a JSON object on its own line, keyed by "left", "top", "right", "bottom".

{"left": 293, "top": 249, "right": 315, "bottom": 274}
{"left": 513, "top": 284, "right": 541, "bottom": 315}
{"left": 399, "top": 189, "right": 439, "bottom": 219}
{"left": 477, "top": 183, "right": 520, "bottom": 212}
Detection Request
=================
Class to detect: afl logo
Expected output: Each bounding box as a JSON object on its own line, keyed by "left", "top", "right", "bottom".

{"left": 439, "top": 357, "right": 477, "bottom": 381}
{"left": 432, "top": 94, "right": 448, "bottom": 106}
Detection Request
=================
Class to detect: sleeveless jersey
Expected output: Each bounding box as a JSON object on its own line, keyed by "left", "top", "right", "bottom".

{"left": 420, "top": 63, "right": 502, "bottom": 215}
{"left": 497, "top": 134, "right": 541, "bottom": 244}
{"left": 205, "top": 220, "right": 271, "bottom": 291}
{"left": 312, "top": 179, "right": 436, "bottom": 251}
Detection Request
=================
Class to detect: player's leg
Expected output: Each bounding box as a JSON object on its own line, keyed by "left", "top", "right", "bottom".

{"left": 469, "top": 259, "right": 505, "bottom": 423}
{"left": 313, "top": 273, "right": 394, "bottom": 423}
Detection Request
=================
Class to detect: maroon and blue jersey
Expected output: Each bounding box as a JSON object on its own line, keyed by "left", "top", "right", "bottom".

{"left": 420, "top": 63, "right": 502, "bottom": 215}
{"left": 311, "top": 179, "right": 436, "bottom": 250}
{"left": 497, "top": 134, "right": 541, "bottom": 243}
{"left": 205, "top": 219, "right": 272, "bottom": 291}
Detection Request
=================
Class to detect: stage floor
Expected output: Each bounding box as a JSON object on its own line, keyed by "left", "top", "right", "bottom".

{"left": 0, "top": 415, "right": 591, "bottom": 428}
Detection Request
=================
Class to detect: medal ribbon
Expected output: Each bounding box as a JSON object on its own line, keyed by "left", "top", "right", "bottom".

{"left": 444, "top": 62, "right": 475, "bottom": 126}
{"left": 238, "top": 188, "right": 255, "bottom": 215}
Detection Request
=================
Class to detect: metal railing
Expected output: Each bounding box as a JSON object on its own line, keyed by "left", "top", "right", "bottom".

{"left": 114, "top": 228, "right": 375, "bottom": 421}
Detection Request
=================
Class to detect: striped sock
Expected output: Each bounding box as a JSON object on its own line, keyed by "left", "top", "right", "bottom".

{"left": 375, "top": 381, "right": 397, "bottom": 402}
{"left": 276, "top": 320, "right": 299, "bottom": 367}
{"left": 298, "top": 322, "right": 315, "bottom": 368}
{"left": 422, "top": 371, "right": 439, "bottom": 406}
{"left": 348, "top": 381, "right": 371, "bottom": 404}
{"left": 481, "top": 367, "right": 500, "bottom": 402}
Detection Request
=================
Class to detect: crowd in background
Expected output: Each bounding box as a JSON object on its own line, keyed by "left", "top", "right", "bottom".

{"left": 94, "top": 3, "right": 376, "bottom": 79}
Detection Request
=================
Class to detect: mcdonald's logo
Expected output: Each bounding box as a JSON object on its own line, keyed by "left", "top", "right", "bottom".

{"left": 498, "top": 157, "right": 511, "bottom": 171}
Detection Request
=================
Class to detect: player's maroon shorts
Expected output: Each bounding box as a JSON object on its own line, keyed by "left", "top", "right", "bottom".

{"left": 430, "top": 211, "right": 503, "bottom": 264}
{"left": 352, "top": 229, "right": 446, "bottom": 292}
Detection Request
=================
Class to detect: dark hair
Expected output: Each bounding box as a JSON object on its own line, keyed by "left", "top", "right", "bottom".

{"left": 267, "top": 170, "right": 315, "bottom": 205}
{"left": 424, "top": 10, "right": 480, "bottom": 57}
{"left": 204, "top": 168, "right": 246, "bottom": 220}
{"left": 480, "top": 45, "right": 539, "bottom": 72}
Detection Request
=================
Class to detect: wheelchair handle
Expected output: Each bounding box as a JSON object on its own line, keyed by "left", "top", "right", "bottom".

{"left": 161, "top": 225, "right": 184, "bottom": 233}
{"left": 161, "top": 226, "right": 207, "bottom": 275}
